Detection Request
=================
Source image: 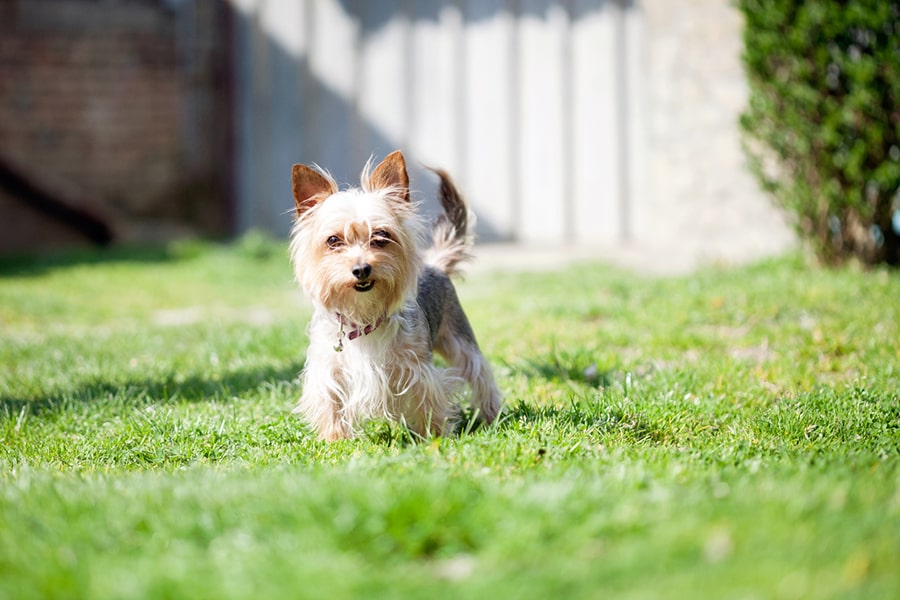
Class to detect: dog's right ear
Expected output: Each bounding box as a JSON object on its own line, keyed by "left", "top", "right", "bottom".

{"left": 368, "top": 151, "right": 410, "bottom": 202}
{"left": 292, "top": 164, "right": 337, "bottom": 217}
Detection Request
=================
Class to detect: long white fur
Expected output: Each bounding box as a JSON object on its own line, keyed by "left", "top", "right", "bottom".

{"left": 289, "top": 154, "right": 499, "bottom": 440}
{"left": 297, "top": 305, "right": 463, "bottom": 439}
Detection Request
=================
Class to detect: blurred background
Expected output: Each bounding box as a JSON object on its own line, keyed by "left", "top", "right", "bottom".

{"left": 0, "top": 0, "right": 794, "bottom": 265}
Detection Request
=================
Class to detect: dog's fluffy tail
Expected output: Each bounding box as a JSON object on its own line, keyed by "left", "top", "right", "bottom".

{"left": 424, "top": 168, "right": 474, "bottom": 277}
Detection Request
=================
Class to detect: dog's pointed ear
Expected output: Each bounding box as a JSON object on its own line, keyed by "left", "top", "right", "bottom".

{"left": 368, "top": 151, "right": 410, "bottom": 202}
{"left": 292, "top": 164, "right": 337, "bottom": 217}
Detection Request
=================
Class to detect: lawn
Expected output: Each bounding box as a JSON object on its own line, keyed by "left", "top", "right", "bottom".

{"left": 1, "top": 237, "right": 898, "bottom": 599}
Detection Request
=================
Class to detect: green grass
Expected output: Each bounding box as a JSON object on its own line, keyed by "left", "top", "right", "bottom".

{"left": 1, "top": 238, "right": 898, "bottom": 599}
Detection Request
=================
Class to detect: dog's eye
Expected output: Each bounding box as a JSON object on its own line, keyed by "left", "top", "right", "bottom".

{"left": 370, "top": 230, "right": 393, "bottom": 248}
{"left": 326, "top": 235, "right": 343, "bottom": 249}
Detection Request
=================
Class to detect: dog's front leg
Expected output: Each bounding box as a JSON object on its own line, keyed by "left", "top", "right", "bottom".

{"left": 296, "top": 368, "right": 353, "bottom": 441}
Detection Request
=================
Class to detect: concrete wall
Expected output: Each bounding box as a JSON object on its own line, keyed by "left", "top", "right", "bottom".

{"left": 230, "top": 0, "right": 793, "bottom": 264}
{"left": 230, "top": 0, "right": 637, "bottom": 244}
{"left": 0, "top": 0, "right": 794, "bottom": 264}
{"left": 637, "top": 0, "right": 793, "bottom": 267}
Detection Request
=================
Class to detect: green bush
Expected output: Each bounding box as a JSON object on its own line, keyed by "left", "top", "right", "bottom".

{"left": 739, "top": 0, "right": 900, "bottom": 266}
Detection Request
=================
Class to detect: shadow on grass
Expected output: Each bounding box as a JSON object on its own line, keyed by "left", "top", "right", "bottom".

{"left": 509, "top": 346, "right": 641, "bottom": 390}
{"left": 0, "top": 244, "right": 181, "bottom": 278}
{"left": 0, "top": 233, "right": 284, "bottom": 278}
{"left": 358, "top": 403, "right": 501, "bottom": 447}
{"left": 519, "top": 358, "right": 617, "bottom": 387}
{"left": 499, "top": 400, "right": 665, "bottom": 444}
{"left": 0, "top": 360, "right": 305, "bottom": 418}
{"left": 499, "top": 397, "right": 668, "bottom": 444}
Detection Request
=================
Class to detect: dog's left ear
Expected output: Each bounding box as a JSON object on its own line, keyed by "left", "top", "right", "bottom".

{"left": 292, "top": 164, "right": 338, "bottom": 217}
{"left": 368, "top": 151, "right": 410, "bottom": 203}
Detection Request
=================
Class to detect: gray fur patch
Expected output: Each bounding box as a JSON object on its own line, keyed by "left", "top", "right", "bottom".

{"left": 416, "top": 266, "right": 476, "bottom": 345}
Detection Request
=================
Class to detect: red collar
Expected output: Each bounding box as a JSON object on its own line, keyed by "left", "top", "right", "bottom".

{"left": 333, "top": 313, "right": 386, "bottom": 351}
{"left": 338, "top": 313, "right": 385, "bottom": 340}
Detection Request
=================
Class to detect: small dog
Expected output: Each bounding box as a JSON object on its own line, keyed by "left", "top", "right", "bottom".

{"left": 289, "top": 151, "right": 502, "bottom": 440}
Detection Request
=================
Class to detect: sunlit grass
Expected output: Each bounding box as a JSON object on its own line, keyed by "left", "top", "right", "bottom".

{"left": 1, "top": 239, "right": 898, "bottom": 599}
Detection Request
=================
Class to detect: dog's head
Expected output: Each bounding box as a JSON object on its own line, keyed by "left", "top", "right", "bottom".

{"left": 289, "top": 151, "right": 422, "bottom": 322}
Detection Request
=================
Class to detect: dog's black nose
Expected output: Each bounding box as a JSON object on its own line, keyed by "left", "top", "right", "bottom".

{"left": 352, "top": 263, "right": 372, "bottom": 280}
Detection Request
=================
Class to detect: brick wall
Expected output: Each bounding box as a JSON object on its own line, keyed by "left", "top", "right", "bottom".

{"left": 0, "top": 0, "right": 231, "bottom": 253}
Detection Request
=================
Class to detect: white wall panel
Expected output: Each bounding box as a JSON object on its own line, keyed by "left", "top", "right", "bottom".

{"left": 516, "top": 1, "right": 569, "bottom": 241}
{"left": 231, "top": 0, "right": 628, "bottom": 244}
{"left": 572, "top": 0, "right": 620, "bottom": 241}
{"left": 358, "top": 0, "right": 408, "bottom": 161}
{"left": 462, "top": 0, "right": 515, "bottom": 240}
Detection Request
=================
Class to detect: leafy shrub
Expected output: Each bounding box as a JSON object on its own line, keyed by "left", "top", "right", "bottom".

{"left": 739, "top": 0, "right": 900, "bottom": 266}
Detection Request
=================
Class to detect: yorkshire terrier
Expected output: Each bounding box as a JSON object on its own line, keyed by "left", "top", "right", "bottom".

{"left": 289, "top": 151, "right": 502, "bottom": 441}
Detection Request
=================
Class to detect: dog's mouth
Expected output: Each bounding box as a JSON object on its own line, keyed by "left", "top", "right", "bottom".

{"left": 353, "top": 280, "right": 375, "bottom": 292}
